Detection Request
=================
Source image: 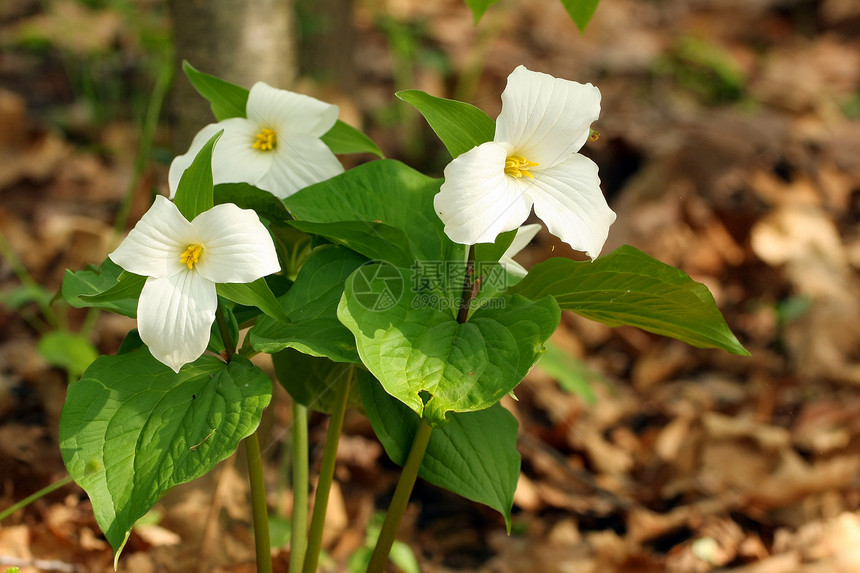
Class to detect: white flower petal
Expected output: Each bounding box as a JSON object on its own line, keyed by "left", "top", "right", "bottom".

{"left": 528, "top": 154, "right": 616, "bottom": 259}
{"left": 192, "top": 203, "right": 281, "bottom": 283}
{"left": 137, "top": 272, "right": 217, "bottom": 373}
{"left": 109, "top": 196, "right": 196, "bottom": 278}
{"left": 246, "top": 82, "right": 339, "bottom": 137}
{"left": 168, "top": 123, "right": 224, "bottom": 198}
{"left": 208, "top": 118, "right": 277, "bottom": 188}
{"left": 256, "top": 135, "right": 344, "bottom": 198}
{"left": 500, "top": 224, "right": 541, "bottom": 277}
{"left": 495, "top": 66, "right": 601, "bottom": 167}
{"left": 504, "top": 224, "right": 541, "bottom": 258}
{"left": 435, "top": 142, "right": 533, "bottom": 245}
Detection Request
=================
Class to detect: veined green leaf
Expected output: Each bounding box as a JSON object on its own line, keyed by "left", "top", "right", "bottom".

{"left": 173, "top": 130, "right": 222, "bottom": 221}
{"left": 360, "top": 371, "right": 519, "bottom": 530}
{"left": 338, "top": 263, "right": 560, "bottom": 426}
{"left": 321, "top": 120, "right": 384, "bottom": 158}
{"left": 396, "top": 90, "right": 495, "bottom": 158}
{"left": 511, "top": 246, "right": 749, "bottom": 355}
{"left": 560, "top": 0, "right": 601, "bottom": 33}
{"left": 59, "top": 352, "right": 271, "bottom": 557}
{"left": 182, "top": 61, "right": 249, "bottom": 120}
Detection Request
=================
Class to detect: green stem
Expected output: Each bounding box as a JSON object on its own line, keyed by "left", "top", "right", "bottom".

{"left": 302, "top": 369, "right": 353, "bottom": 573}
{"left": 0, "top": 475, "right": 73, "bottom": 522}
{"left": 289, "top": 401, "right": 309, "bottom": 573}
{"left": 456, "top": 245, "right": 475, "bottom": 324}
{"left": 244, "top": 431, "right": 273, "bottom": 573}
{"left": 215, "top": 304, "right": 235, "bottom": 362}
{"left": 367, "top": 419, "right": 434, "bottom": 573}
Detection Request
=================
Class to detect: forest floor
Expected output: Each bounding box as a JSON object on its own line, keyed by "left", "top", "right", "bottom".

{"left": 2, "top": 0, "right": 860, "bottom": 571}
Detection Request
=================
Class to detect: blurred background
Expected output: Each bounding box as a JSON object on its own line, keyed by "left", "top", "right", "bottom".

{"left": 1, "top": 0, "right": 860, "bottom": 571}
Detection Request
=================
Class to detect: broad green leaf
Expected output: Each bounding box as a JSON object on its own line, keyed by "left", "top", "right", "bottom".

{"left": 59, "top": 351, "right": 271, "bottom": 556}
{"left": 396, "top": 90, "right": 495, "bottom": 158}
{"left": 338, "top": 264, "right": 560, "bottom": 425}
{"left": 80, "top": 272, "right": 145, "bottom": 309}
{"left": 321, "top": 120, "right": 384, "bottom": 158}
{"left": 182, "top": 61, "right": 249, "bottom": 120}
{"left": 250, "top": 245, "right": 367, "bottom": 362}
{"left": 464, "top": 0, "right": 501, "bottom": 23}
{"left": 511, "top": 246, "right": 749, "bottom": 355}
{"left": 474, "top": 229, "right": 517, "bottom": 267}
{"left": 173, "top": 130, "right": 222, "bottom": 221}
{"left": 214, "top": 183, "right": 292, "bottom": 226}
{"left": 217, "top": 278, "right": 289, "bottom": 324}
{"left": 63, "top": 259, "right": 140, "bottom": 317}
{"left": 288, "top": 220, "right": 414, "bottom": 268}
{"left": 38, "top": 330, "right": 98, "bottom": 378}
{"left": 360, "top": 371, "right": 519, "bottom": 530}
{"left": 284, "top": 159, "right": 463, "bottom": 263}
{"left": 560, "top": 0, "right": 601, "bottom": 33}
{"left": 271, "top": 349, "right": 361, "bottom": 413}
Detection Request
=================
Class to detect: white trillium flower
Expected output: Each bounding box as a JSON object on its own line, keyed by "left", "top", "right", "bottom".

{"left": 434, "top": 66, "right": 616, "bottom": 259}
{"left": 110, "top": 196, "right": 280, "bottom": 372}
{"left": 168, "top": 82, "right": 344, "bottom": 199}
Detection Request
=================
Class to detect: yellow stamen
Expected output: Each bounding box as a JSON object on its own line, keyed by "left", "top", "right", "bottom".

{"left": 180, "top": 244, "right": 203, "bottom": 269}
{"left": 588, "top": 129, "right": 600, "bottom": 142}
{"left": 504, "top": 154, "right": 539, "bottom": 179}
{"left": 252, "top": 128, "right": 277, "bottom": 151}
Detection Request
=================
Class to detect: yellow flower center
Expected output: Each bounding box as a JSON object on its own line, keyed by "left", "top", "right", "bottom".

{"left": 252, "top": 128, "right": 277, "bottom": 151}
{"left": 504, "top": 155, "right": 539, "bottom": 179}
{"left": 180, "top": 244, "right": 203, "bottom": 269}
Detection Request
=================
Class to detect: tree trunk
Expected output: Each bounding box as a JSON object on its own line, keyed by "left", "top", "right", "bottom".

{"left": 168, "top": 0, "right": 295, "bottom": 152}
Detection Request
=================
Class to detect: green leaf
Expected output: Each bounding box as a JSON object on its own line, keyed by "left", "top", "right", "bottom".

{"left": 511, "top": 246, "right": 749, "bottom": 355}
{"left": 59, "top": 351, "right": 271, "bottom": 556}
{"left": 214, "top": 183, "right": 292, "bottom": 226}
{"left": 321, "top": 120, "right": 384, "bottom": 158}
{"left": 288, "top": 220, "right": 414, "bottom": 268}
{"left": 338, "top": 264, "right": 561, "bottom": 425}
{"left": 173, "top": 130, "right": 222, "bottom": 221}
{"left": 474, "top": 229, "right": 517, "bottom": 267}
{"left": 250, "top": 245, "right": 367, "bottom": 362}
{"left": 63, "top": 258, "right": 141, "bottom": 317}
{"left": 217, "top": 278, "right": 289, "bottom": 324}
{"left": 38, "top": 330, "right": 98, "bottom": 378}
{"left": 182, "top": 61, "right": 249, "bottom": 120}
{"left": 560, "top": 0, "right": 601, "bottom": 33}
{"left": 464, "top": 0, "right": 501, "bottom": 23}
{"left": 285, "top": 159, "right": 463, "bottom": 263}
{"left": 360, "top": 371, "right": 519, "bottom": 530}
{"left": 396, "top": 90, "right": 495, "bottom": 158}
{"left": 80, "top": 272, "right": 145, "bottom": 309}
{"left": 271, "top": 349, "right": 361, "bottom": 413}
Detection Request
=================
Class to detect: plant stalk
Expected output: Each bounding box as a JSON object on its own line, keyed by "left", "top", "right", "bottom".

{"left": 214, "top": 304, "right": 235, "bottom": 362}
{"left": 244, "top": 431, "right": 273, "bottom": 573}
{"left": 289, "top": 401, "right": 309, "bottom": 573}
{"left": 0, "top": 475, "right": 73, "bottom": 522}
{"left": 366, "top": 418, "right": 434, "bottom": 573}
{"left": 302, "top": 369, "right": 353, "bottom": 573}
{"left": 456, "top": 245, "right": 475, "bottom": 324}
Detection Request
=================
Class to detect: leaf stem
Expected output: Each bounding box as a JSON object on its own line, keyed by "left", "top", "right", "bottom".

{"left": 367, "top": 418, "right": 434, "bottom": 573}
{"left": 302, "top": 369, "right": 353, "bottom": 573}
{"left": 456, "top": 245, "right": 475, "bottom": 324}
{"left": 0, "top": 475, "right": 73, "bottom": 522}
{"left": 215, "top": 304, "right": 235, "bottom": 362}
{"left": 289, "top": 401, "right": 309, "bottom": 573}
{"left": 244, "top": 431, "right": 273, "bottom": 573}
